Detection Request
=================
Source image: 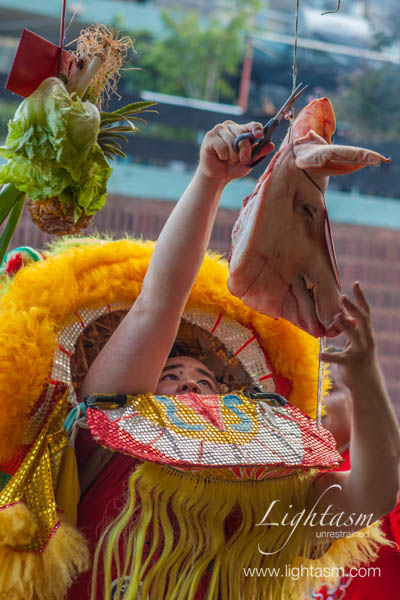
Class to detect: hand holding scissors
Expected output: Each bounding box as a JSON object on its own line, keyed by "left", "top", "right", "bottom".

{"left": 234, "top": 82, "right": 308, "bottom": 167}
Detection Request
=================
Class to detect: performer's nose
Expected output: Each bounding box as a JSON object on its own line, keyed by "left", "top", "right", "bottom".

{"left": 178, "top": 380, "right": 200, "bottom": 393}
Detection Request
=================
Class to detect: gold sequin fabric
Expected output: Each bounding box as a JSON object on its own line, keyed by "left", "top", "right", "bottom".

{"left": 0, "top": 383, "right": 68, "bottom": 551}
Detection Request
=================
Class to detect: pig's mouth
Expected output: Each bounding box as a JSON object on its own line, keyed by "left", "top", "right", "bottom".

{"left": 281, "top": 276, "right": 340, "bottom": 338}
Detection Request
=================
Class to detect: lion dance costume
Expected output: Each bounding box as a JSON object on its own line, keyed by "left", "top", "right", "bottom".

{"left": 0, "top": 238, "right": 388, "bottom": 600}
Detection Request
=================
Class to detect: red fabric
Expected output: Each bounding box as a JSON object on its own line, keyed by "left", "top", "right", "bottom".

{"left": 70, "top": 429, "right": 213, "bottom": 599}
{"left": 314, "top": 449, "right": 400, "bottom": 600}
{"left": 70, "top": 429, "right": 140, "bottom": 599}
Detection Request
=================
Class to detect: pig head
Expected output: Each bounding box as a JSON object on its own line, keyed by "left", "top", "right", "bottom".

{"left": 228, "top": 98, "right": 389, "bottom": 338}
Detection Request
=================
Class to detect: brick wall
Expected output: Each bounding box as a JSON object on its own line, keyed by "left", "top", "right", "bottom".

{"left": 8, "top": 194, "right": 400, "bottom": 420}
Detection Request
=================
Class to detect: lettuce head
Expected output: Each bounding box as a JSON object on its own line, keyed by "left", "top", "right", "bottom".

{"left": 0, "top": 77, "right": 112, "bottom": 219}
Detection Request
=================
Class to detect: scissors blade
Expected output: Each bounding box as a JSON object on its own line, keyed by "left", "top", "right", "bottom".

{"left": 274, "top": 82, "right": 308, "bottom": 123}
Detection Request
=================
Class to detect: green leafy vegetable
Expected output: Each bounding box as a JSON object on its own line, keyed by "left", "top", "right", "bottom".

{"left": 0, "top": 77, "right": 112, "bottom": 219}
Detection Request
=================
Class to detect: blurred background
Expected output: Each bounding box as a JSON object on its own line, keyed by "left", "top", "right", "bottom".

{"left": 0, "top": 0, "right": 399, "bottom": 418}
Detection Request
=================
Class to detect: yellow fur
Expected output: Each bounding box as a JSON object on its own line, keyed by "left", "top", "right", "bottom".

{"left": 0, "top": 502, "right": 37, "bottom": 547}
{"left": 0, "top": 237, "right": 324, "bottom": 463}
{"left": 0, "top": 514, "right": 89, "bottom": 600}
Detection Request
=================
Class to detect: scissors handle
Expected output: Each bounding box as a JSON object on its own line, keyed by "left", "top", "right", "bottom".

{"left": 233, "top": 83, "right": 308, "bottom": 168}
{"left": 233, "top": 131, "right": 256, "bottom": 153}
{"left": 233, "top": 118, "right": 279, "bottom": 167}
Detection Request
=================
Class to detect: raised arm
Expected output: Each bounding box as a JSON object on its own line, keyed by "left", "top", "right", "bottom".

{"left": 80, "top": 121, "right": 273, "bottom": 397}
{"left": 313, "top": 282, "right": 400, "bottom": 530}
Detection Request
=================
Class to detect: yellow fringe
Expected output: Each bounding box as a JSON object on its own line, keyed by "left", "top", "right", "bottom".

{"left": 0, "top": 237, "right": 326, "bottom": 463}
{"left": 0, "top": 516, "right": 89, "bottom": 600}
{"left": 300, "top": 520, "right": 389, "bottom": 594}
{"left": 92, "top": 463, "right": 386, "bottom": 600}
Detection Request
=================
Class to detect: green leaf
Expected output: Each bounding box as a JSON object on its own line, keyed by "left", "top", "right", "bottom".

{"left": 99, "top": 125, "right": 137, "bottom": 133}
{"left": 100, "top": 100, "right": 156, "bottom": 121}
{"left": 99, "top": 114, "right": 147, "bottom": 126}
{"left": 100, "top": 144, "right": 127, "bottom": 158}
{"left": 0, "top": 183, "right": 23, "bottom": 225}
{"left": 0, "top": 192, "right": 25, "bottom": 264}
{"left": 99, "top": 139, "right": 123, "bottom": 151}
{"left": 97, "top": 132, "right": 129, "bottom": 143}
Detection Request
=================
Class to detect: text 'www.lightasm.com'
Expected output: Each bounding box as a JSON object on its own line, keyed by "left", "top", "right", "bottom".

{"left": 242, "top": 565, "right": 381, "bottom": 581}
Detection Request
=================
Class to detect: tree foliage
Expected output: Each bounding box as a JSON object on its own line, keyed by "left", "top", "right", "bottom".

{"left": 334, "top": 63, "right": 400, "bottom": 142}
{"left": 368, "top": 0, "right": 400, "bottom": 52}
{"left": 0, "top": 100, "right": 19, "bottom": 145}
{"left": 125, "top": 0, "right": 260, "bottom": 102}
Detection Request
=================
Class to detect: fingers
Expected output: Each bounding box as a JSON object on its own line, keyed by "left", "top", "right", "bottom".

{"left": 320, "top": 350, "right": 348, "bottom": 365}
{"left": 333, "top": 312, "right": 360, "bottom": 347}
{"left": 223, "top": 121, "right": 263, "bottom": 165}
{"left": 233, "top": 121, "right": 266, "bottom": 165}
{"left": 340, "top": 283, "right": 375, "bottom": 346}
{"left": 353, "top": 281, "right": 370, "bottom": 315}
{"left": 206, "top": 120, "right": 268, "bottom": 167}
{"left": 216, "top": 127, "right": 242, "bottom": 165}
{"left": 340, "top": 294, "right": 365, "bottom": 324}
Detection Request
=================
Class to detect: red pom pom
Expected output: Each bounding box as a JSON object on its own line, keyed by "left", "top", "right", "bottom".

{"left": 5, "top": 253, "right": 23, "bottom": 276}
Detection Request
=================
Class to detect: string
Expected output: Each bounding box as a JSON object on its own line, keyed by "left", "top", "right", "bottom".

{"left": 291, "top": 0, "right": 300, "bottom": 99}
{"left": 290, "top": 0, "right": 325, "bottom": 427}
{"left": 59, "top": 0, "right": 67, "bottom": 48}
{"left": 57, "top": 0, "right": 67, "bottom": 76}
{"left": 317, "top": 333, "right": 325, "bottom": 429}
{"left": 287, "top": 0, "right": 301, "bottom": 148}
{"left": 64, "top": 0, "right": 81, "bottom": 38}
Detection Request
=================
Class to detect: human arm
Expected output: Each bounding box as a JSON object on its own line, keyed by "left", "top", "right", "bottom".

{"left": 79, "top": 121, "right": 274, "bottom": 397}
{"left": 312, "top": 282, "right": 400, "bottom": 530}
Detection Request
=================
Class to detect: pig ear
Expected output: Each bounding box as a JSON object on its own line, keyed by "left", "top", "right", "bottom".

{"left": 294, "top": 143, "right": 390, "bottom": 175}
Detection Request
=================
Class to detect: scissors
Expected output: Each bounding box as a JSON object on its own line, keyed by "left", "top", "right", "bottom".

{"left": 234, "top": 82, "right": 308, "bottom": 167}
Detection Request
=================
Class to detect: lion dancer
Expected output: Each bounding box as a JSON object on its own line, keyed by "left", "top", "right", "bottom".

{"left": 69, "top": 120, "right": 399, "bottom": 598}
{"left": 0, "top": 119, "right": 399, "bottom": 600}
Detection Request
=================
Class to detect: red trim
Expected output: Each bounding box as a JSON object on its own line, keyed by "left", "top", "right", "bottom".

{"left": 107, "top": 304, "right": 111, "bottom": 313}
{"left": 259, "top": 421, "right": 303, "bottom": 448}
{"left": 253, "top": 437, "right": 288, "bottom": 460}
{"left": 198, "top": 440, "right": 204, "bottom": 464}
{"left": 145, "top": 427, "right": 167, "bottom": 447}
{"left": 58, "top": 344, "right": 72, "bottom": 357}
{"left": 74, "top": 312, "right": 86, "bottom": 329}
{"left": 113, "top": 412, "right": 139, "bottom": 423}
{"left": 210, "top": 313, "right": 223, "bottom": 334}
{"left": 234, "top": 335, "right": 256, "bottom": 356}
{"left": 34, "top": 520, "right": 60, "bottom": 554}
{"left": 233, "top": 443, "right": 247, "bottom": 460}
{"left": 0, "top": 499, "right": 22, "bottom": 511}
{"left": 258, "top": 373, "right": 273, "bottom": 382}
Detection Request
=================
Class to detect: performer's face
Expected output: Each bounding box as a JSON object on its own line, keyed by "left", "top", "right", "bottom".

{"left": 155, "top": 356, "right": 219, "bottom": 395}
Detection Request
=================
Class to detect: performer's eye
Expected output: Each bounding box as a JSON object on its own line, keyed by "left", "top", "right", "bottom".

{"left": 199, "top": 379, "right": 212, "bottom": 388}
{"left": 161, "top": 373, "right": 178, "bottom": 381}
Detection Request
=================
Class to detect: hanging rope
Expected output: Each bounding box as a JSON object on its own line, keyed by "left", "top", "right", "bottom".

{"left": 290, "top": 0, "right": 327, "bottom": 428}
{"left": 57, "top": 0, "right": 67, "bottom": 76}
{"left": 291, "top": 0, "right": 301, "bottom": 100}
